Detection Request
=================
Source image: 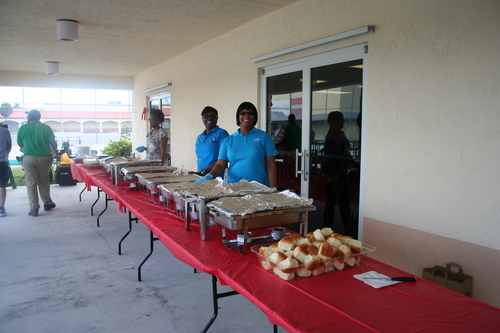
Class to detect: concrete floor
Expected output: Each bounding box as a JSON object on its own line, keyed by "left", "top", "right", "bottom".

{"left": 0, "top": 183, "right": 285, "bottom": 333}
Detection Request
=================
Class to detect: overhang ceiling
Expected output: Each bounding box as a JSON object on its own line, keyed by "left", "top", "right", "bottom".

{"left": 0, "top": 0, "right": 299, "bottom": 77}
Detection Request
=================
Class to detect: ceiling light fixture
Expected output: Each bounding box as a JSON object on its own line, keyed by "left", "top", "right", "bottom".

{"left": 57, "top": 19, "right": 79, "bottom": 42}
{"left": 46, "top": 61, "right": 59, "bottom": 75}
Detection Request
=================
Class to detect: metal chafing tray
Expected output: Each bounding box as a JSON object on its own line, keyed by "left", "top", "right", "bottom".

{"left": 212, "top": 206, "right": 316, "bottom": 254}
{"left": 140, "top": 175, "right": 200, "bottom": 202}
{"left": 158, "top": 180, "right": 221, "bottom": 212}
{"left": 106, "top": 159, "right": 163, "bottom": 185}
{"left": 183, "top": 187, "right": 239, "bottom": 240}
{"left": 121, "top": 165, "right": 178, "bottom": 181}
{"left": 207, "top": 191, "right": 316, "bottom": 253}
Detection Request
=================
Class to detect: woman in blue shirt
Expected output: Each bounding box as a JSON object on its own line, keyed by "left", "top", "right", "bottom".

{"left": 195, "top": 102, "right": 277, "bottom": 187}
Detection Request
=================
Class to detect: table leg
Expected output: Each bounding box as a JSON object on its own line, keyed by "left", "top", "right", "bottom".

{"left": 79, "top": 183, "right": 87, "bottom": 202}
{"left": 201, "top": 275, "right": 239, "bottom": 333}
{"left": 91, "top": 188, "right": 102, "bottom": 216}
{"left": 138, "top": 230, "right": 159, "bottom": 282}
{"left": 96, "top": 194, "right": 112, "bottom": 227}
{"left": 119, "top": 210, "right": 136, "bottom": 255}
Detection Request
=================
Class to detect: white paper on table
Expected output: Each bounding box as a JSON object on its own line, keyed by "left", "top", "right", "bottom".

{"left": 354, "top": 270, "right": 402, "bottom": 289}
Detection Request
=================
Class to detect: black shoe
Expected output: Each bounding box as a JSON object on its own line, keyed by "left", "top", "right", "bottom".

{"left": 44, "top": 203, "right": 56, "bottom": 211}
{"left": 28, "top": 209, "right": 39, "bottom": 217}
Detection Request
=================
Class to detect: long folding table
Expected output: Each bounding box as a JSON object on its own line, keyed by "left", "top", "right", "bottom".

{"left": 71, "top": 162, "right": 500, "bottom": 332}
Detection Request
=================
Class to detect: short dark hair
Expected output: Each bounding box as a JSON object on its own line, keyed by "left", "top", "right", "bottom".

{"left": 236, "top": 101, "right": 258, "bottom": 126}
{"left": 201, "top": 106, "right": 218, "bottom": 117}
{"left": 328, "top": 111, "right": 344, "bottom": 126}
{"left": 26, "top": 109, "right": 41, "bottom": 121}
{"left": 288, "top": 114, "right": 296, "bottom": 122}
{"left": 150, "top": 108, "right": 165, "bottom": 122}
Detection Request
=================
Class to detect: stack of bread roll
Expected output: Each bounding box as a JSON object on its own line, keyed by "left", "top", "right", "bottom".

{"left": 257, "top": 227, "right": 363, "bottom": 281}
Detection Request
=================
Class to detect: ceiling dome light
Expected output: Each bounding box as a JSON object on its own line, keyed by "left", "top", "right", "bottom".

{"left": 57, "top": 19, "right": 79, "bottom": 42}
{"left": 46, "top": 61, "right": 59, "bottom": 75}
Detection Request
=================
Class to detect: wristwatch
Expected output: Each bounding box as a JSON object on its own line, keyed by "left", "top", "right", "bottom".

{"left": 200, "top": 169, "right": 206, "bottom": 176}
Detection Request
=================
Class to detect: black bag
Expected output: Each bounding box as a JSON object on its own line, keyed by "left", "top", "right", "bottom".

{"left": 55, "top": 165, "right": 77, "bottom": 186}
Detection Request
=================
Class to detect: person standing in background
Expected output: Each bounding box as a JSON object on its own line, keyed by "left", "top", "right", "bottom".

{"left": 17, "top": 110, "right": 57, "bottom": 217}
{"left": 322, "top": 111, "right": 358, "bottom": 237}
{"left": 0, "top": 123, "right": 12, "bottom": 217}
{"left": 194, "top": 106, "right": 229, "bottom": 176}
{"left": 136, "top": 108, "right": 169, "bottom": 165}
{"left": 282, "top": 114, "right": 302, "bottom": 151}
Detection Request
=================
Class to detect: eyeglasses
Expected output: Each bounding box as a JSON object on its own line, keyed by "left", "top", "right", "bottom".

{"left": 239, "top": 111, "right": 255, "bottom": 116}
{"left": 202, "top": 114, "right": 217, "bottom": 119}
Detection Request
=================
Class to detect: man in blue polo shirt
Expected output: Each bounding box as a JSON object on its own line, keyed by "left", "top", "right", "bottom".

{"left": 194, "top": 106, "right": 229, "bottom": 176}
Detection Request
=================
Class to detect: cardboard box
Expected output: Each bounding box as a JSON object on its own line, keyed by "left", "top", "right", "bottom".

{"left": 422, "top": 262, "right": 472, "bottom": 297}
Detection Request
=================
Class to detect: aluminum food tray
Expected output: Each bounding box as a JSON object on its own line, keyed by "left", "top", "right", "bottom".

{"left": 136, "top": 172, "right": 183, "bottom": 184}
{"left": 142, "top": 175, "right": 200, "bottom": 202}
{"left": 158, "top": 180, "right": 220, "bottom": 212}
{"left": 121, "top": 165, "right": 177, "bottom": 180}
{"left": 210, "top": 205, "right": 316, "bottom": 231}
{"left": 210, "top": 205, "right": 315, "bottom": 254}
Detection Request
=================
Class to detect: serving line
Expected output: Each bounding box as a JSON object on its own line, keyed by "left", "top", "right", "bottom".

{"left": 71, "top": 163, "right": 500, "bottom": 332}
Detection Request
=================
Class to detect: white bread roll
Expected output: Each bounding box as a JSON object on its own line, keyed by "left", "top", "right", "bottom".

{"left": 259, "top": 246, "right": 276, "bottom": 258}
{"left": 307, "top": 245, "right": 319, "bottom": 256}
{"left": 289, "top": 233, "right": 303, "bottom": 241}
{"left": 321, "top": 227, "right": 334, "bottom": 237}
{"left": 296, "top": 266, "right": 312, "bottom": 278}
{"left": 332, "top": 259, "right": 345, "bottom": 271}
{"left": 338, "top": 235, "right": 353, "bottom": 245}
{"left": 278, "top": 235, "right": 297, "bottom": 251}
{"left": 269, "top": 243, "right": 279, "bottom": 251}
{"left": 338, "top": 244, "right": 352, "bottom": 261}
{"left": 312, "top": 240, "right": 326, "bottom": 248}
{"left": 305, "top": 231, "right": 315, "bottom": 241}
{"left": 293, "top": 245, "right": 309, "bottom": 263}
{"left": 318, "top": 243, "right": 335, "bottom": 261}
{"left": 313, "top": 229, "right": 325, "bottom": 241}
{"left": 296, "top": 238, "right": 311, "bottom": 246}
{"left": 304, "top": 254, "right": 321, "bottom": 271}
{"left": 345, "top": 256, "right": 358, "bottom": 267}
{"left": 348, "top": 239, "right": 362, "bottom": 253}
{"left": 326, "top": 236, "right": 343, "bottom": 249}
{"left": 268, "top": 252, "right": 287, "bottom": 268}
{"left": 273, "top": 266, "right": 295, "bottom": 280}
{"left": 279, "top": 257, "right": 299, "bottom": 274}
{"left": 324, "top": 259, "right": 335, "bottom": 272}
{"left": 261, "top": 260, "right": 272, "bottom": 270}
{"left": 312, "top": 263, "right": 326, "bottom": 276}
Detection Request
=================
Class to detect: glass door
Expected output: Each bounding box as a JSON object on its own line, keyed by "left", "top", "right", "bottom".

{"left": 261, "top": 45, "right": 366, "bottom": 238}
{"left": 266, "top": 70, "right": 304, "bottom": 194}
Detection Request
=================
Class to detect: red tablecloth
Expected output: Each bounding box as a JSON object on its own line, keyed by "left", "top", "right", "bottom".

{"left": 73, "top": 163, "right": 500, "bottom": 332}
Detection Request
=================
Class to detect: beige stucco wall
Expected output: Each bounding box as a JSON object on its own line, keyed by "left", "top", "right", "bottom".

{"left": 132, "top": 0, "right": 500, "bottom": 307}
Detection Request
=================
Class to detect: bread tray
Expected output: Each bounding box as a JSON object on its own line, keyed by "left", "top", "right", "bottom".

{"left": 251, "top": 242, "right": 377, "bottom": 280}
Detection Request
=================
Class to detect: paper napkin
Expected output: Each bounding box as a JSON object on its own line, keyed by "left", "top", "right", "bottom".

{"left": 354, "top": 270, "right": 402, "bottom": 289}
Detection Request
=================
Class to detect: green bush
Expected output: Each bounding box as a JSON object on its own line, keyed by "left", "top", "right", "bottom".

{"left": 102, "top": 138, "right": 132, "bottom": 157}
